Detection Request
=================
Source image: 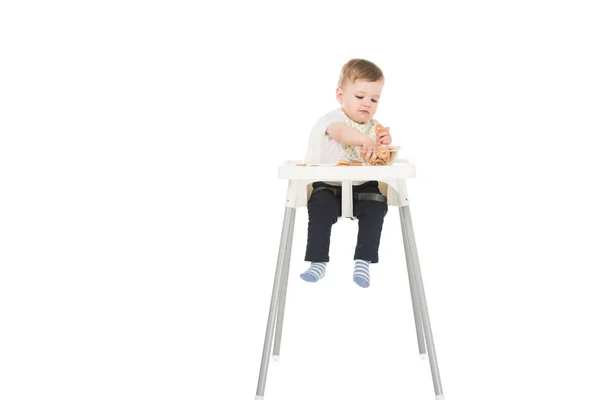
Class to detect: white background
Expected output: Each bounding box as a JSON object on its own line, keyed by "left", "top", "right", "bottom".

{"left": 1, "top": 1, "right": 600, "bottom": 399}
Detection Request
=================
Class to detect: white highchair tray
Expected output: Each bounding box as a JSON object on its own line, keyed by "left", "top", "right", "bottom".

{"left": 279, "top": 159, "right": 416, "bottom": 181}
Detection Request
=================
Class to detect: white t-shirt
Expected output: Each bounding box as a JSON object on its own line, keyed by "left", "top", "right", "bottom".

{"left": 304, "top": 108, "right": 379, "bottom": 186}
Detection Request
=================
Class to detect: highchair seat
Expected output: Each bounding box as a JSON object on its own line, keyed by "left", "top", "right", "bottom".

{"left": 310, "top": 184, "right": 387, "bottom": 220}
{"left": 311, "top": 185, "right": 387, "bottom": 203}
{"left": 279, "top": 159, "right": 416, "bottom": 219}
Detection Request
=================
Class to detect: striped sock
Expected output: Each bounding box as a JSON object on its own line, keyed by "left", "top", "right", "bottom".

{"left": 353, "top": 259, "right": 371, "bottom": 288}
{"left": 300, "top": 262, "right": 327, "bottom": 283}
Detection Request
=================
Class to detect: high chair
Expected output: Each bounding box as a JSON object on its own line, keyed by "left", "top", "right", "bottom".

{"left": 255, "top": 160, "right": 445, "bottom": 400}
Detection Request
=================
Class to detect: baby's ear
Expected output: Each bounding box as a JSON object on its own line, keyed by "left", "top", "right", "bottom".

{"left": 335, "top": 87, "right": 343, "bottom": 104}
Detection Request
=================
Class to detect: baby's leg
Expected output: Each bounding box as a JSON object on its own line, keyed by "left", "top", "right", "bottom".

{"left": 301, "top": 184, "right": 340, "bottom": 282}
{"left": 353, "top": 199, "right": 388, "bottom": 263}
{"left": 352, "top": 183, "right": 388, "bottom": 287}
{"left": 304, "top": 184, "right": 340, "bottom": 262}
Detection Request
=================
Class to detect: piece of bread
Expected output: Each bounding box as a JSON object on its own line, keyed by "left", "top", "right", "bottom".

{"left": 376, "top": 147, "right": 390, "bottom": 162}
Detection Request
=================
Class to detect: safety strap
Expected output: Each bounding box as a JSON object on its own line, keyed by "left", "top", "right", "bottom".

{"left": 311, "top": 185, "right": 387, "bottom": 203}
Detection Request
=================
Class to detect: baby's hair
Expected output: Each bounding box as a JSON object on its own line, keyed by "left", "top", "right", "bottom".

{"left": 337, "top": 58, "right": 384, "bottom": 88}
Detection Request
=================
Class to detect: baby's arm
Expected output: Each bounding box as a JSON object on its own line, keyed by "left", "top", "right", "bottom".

{"left": 326, "top": 122, "right": 375, "bottom": 147}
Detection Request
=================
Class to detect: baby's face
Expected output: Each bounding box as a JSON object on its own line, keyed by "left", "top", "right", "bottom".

{"left": 336, "top": 79, "right": 384, "bottom": 124}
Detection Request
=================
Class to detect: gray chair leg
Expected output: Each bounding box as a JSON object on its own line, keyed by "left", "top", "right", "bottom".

{"left": 273, "top": 208, "right": 296, "bottom": 359}
{"left": 399, "top": 207, "right": 426, "bottom": 358}
{"left": 255, "top": 207, "right": 295, "bottom": 400}
{"left": 400, "top": 205, "right": 445, "bottom": 400}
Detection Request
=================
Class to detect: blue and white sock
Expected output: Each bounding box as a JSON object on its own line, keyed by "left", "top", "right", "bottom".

{"left": 353, "top": 259, "right": 371, "bottom": 288}
{"left": 300, "top": 262, "right": 327, "bottom": 283}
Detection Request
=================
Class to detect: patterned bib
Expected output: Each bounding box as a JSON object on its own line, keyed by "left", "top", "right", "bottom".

{"left": 339, "top": 108, "right": 377, "bottom": 161}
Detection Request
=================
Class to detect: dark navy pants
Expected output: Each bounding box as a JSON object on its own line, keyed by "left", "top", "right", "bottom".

{"left": 304, "top": 181, "right": 388, "bottom": 263}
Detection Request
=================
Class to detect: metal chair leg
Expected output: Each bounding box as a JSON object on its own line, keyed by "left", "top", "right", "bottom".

{"left": 273, "top": 208, "right": 296, "bottom": 360}
{"left": 399, "top": 207, "right": 426, "bottom": 358}
{"left": 255, "top": 207, "right": 295, "bottom": 400}
{"left": 401, "top": 205, "right": 445, "bottom": 400}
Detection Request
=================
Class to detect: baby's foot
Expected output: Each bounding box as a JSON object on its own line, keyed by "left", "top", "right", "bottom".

{"left": 300, "top": 262, "right": 327, "bottom": 283}
{"left": 353, "top": 259, "right": 371, "bottom": 288}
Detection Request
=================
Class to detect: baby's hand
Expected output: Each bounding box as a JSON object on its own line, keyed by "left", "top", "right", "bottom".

{"left": 360, "top": 136, "right": 378, "bottom": 163}
{"left": 376, "top": 127, "right": 392, "bottom": 145}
